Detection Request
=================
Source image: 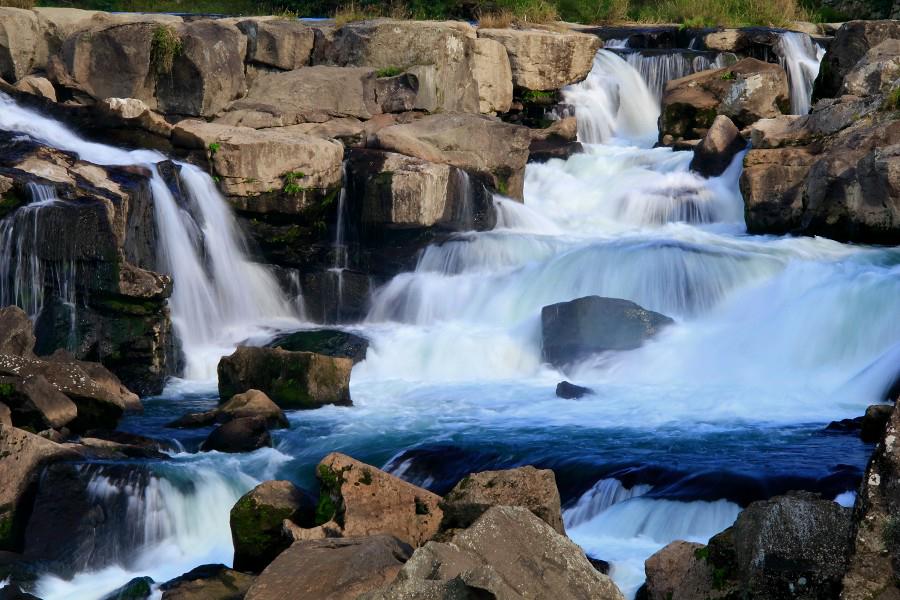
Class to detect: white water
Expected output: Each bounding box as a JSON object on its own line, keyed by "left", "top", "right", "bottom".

{"left": 0, "top": 92, "right": 302, "bottom": 380}
{"left": 622, "top": 51, "right": 732, "bottom": 101}
{"left": 777, "top": 31, "right": 826, "bottom": 115}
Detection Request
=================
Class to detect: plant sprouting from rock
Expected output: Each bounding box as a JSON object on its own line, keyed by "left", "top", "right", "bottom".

{"left": 151, "top": 25, "right": 183, "bottom": 76}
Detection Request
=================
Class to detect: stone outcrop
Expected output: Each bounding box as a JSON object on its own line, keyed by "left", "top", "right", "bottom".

{"left": 477, "top": 28, "right": 600, "bottom": 91}
{"left": 13, "top": 75, "right": 56, "bottom": 103}
{"left": 231, "top": 480, "right": 316, "bottom": 573}
{"left": 528, "top": 116, "right": 582, "bottom": 163}
{"left": 160, "top": 564, "right": 255, "bottom": 600}
{"left": 0, "top": 8, "right": 42, "bottom": 83}
{"left": 0, "top": 307, "right": 35, "bottom": 358}
{"left": 472, "top": 37, "right": 513, "bottom": 114}
{"left": 541, "top": 296, "right": 674, "bottom": 367}
{"left": 218, "top": 346, "right": 352, "bottom": 410}
{"left": 237, "top": 18, "right": 314, "bottom": 71}
{"left": 689, "top": 115, "right": 747, "bottom": 178}
{"left": 363, "top": 506, "right": 624, "bottom": 600}
{"left": 201, "top": 416, "right": 272, "bottom": 453}
{"left": 311, "top": 453, "right": 442, "bottom": 548}
{"left": 814, "top": 20, "right": 900, "bottom": 100}
{"left": 440, "top": 466, "right": 566, "bottom": 535}
{"left": 314, "top": 19, "right": 480, "bottom": 114}
{"left": 168, "top": 389, "right": 289, "bottom": 430}
{"left": 0, "top": 372, "right": 77, "bottom": 431}
{"left": 840, "top": 39, "right": 900, "bottom": 98}
{"left": 373, "top": 113, "right": 531, "bottom": 199}
{"left": 660, "top": 58, "right": 789, "bottom": 142}
{"left": 0, "top": 424, "right": 74, "bottom": 552}
{"left": 643, "top": 540, "right": 725, "bottom": 600}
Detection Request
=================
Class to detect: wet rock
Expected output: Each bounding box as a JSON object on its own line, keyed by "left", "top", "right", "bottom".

{"left": 299, "top": 270, "right": 372, "bottom": 326}
{"left": 556, "top": 380, "right": 594, "bottom": 399}
{"left": 440, "top": 465, "right": 566, "bottom": 535}
{"left": 373, "top": 113, "right": 531, "bottom": 199}
{"left": 528, "top": 116, "right": 582, "bottom": 163}
{"left": 0, "top": 425, "right": 75, "bottom": 552}
{"left": 237, "top": 18, "right": 314, "bottom": 71}
{"left": 841, "top": 39, "right": 900, "bottom": 98}
{"left": 689, "top": 115, "right": 747, "bottom": 178}
{"left": 541, "top": 296, "right": 674, "bottom": 367}
{"left": 13, "top": 76, "right": 56, "bottom": 103}
{"left": 643, "top": 540, "right": 731, "bottom": 600}
{"left": 0, "top": 374, "right": 78, "bottom": 431}
{"left": 741, "top": 146, "right": 820, "bottom": 234}
{"left": 315, "top": 20, "right": 480, "bottom": 114}
{"left": 703, "top": 27, "right": 781, "bottom": 54}
{"left": 825, "top": 416, "right": 862, "bottom": 434}
{"left": 218, "top": 346, "right": 352, "bottom": 410}
{"left": 80, "top": 429, "right": 177, "bottom": 457}
{"left": 861, "top": 404, "right": 893, "bottom": 443}
{"left": 267, "top": 330, "right": 369, "bottom": 364}
{"left": 0, "top": 8, "right": 42, "bottom": 83}
{"left": 100, "top": 576, "right": 154, "bottom": 600}
{"left": 589, "top": 556, "right": 611, "bottom": 575}
{"left": 245, "top": 535, "right": 412, "bottom": 600}
{"left": 312, "top": 453, "right": 442, "bottom": 548}
{"left": 472, "top": 37, "right": 513, "bottom": 114}
{"left": 231, "top": 480, "right": 316, "bottom": 573}
{"left": 160, "top": 564, "right": 255, "bottom": 600}
{"left": 814, "top": 20, "right": 900, "bottom": 100}
{"left": 363, "top": 506, "right": 624, "bottom": 600}
{"left": 842, "top": 400, "right": 900, "bottom": 600}
{"left": 0, "top": 307, "right": 35, "bottom": 358}
{"left": 0, "top": 584, "right": 41, "bottom": 600}
{"left": 200, "top": 416, "right": 272, "bottom": 454}
{"left": 660, "top": 58, "right": 789, "bottom": 142}
{"left": 478, "top": 28, "right": 600, "bottom": 91}
{"left": 218, "top": 389, "right": 289, "bottom": 429}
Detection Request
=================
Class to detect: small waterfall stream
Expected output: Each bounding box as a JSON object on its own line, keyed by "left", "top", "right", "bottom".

{"left": 777, "top": 31, "right": 826, "bottom": 115}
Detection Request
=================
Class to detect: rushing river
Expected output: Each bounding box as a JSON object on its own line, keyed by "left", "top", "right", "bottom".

{"left": 1, "top": 39, "right": 896, "bottom": 600}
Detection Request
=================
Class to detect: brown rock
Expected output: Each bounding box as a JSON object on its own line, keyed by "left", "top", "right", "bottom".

{"left": 220, "top": 389, "right": 289, "bottom": 429}
{"left": 245, "top": 536, "right": 412, "bottom": 600}
{"left": 741, "top": 146, "right": 820, "bottom": 235}
{"left": 0, "top": 307, "right": 35, "bottom": 358}
{"left": 12, "top": 75, "right": 56, "bottom": 102}
{"left": 0, "top": 402, "right": 10, "bottom": 427}
{"left": 314, "top": 453, "right": 442, "bottom": 548}
{"left": 841, "top": 39, "right": 900, "bottom": 98}
{"left": 472, "top": 37, "right": 513, "bottom": 114}
{"left": 237, "top": 18, "right": 314, "bottom": 70}
{"left": 643, "top": 541, "right": 731, "bottom": 600}
{"left": 440, "top": 465, "right": 566, "bottom": 535}
{"left": 814, "top": 20, "right": 900, "bottom": 100}
{"left": 0, "top": 374, "right": 77, "bottom": 430}
{"left": 160, "top": 564, "right": 255, "bottom": 600}
{"left": 689, "top": 115, "right": 747, "bottom": 178}
{"left": 200, "top": 416, "right": 272, "bottom": 454}
{"left": 0, "top": 8, "right": 42, "bottom": 83}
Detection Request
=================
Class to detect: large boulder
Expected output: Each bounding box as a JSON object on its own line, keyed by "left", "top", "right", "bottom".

{"left": 842, "top": 400, "right": 900, "bottom": 599}
{"left": 741, "top": 146, "right": 821, "bottom": 235}
{"left": 477, "top": 28, "right": 600, "bottom": 91}
{"left": 217, "top": 346, "right": 352, "bottom": 410}
{"left": 312, "top": 453, "right": 442, "bottom": 548}
{"left": 155, "top": 20, "right": 247, "bottom": 117}
{"left": 472, "top": 37, "right": 513, "bottom": 114}
{"left": 373, "top": 113, "right": 531, "bottom": 199}
{"left": 200, "top": 416, "right": 272, "bottom": 453}
{"left": 315, "top": 20, "right": 481, "bottom": 114}
{"left": 219, "top": 389, "right": 289, "bottom": 429}
{"left": 840, "top": 39, "right": 900, "bottom": 98}
{"left": 0, "top": 8, "right": 42, "bottom": 83}
{"left": 643, "top": 540, "right": 734, "bottom": 600}
{"left": 363, "top": 506, "right": 624, "bottom": 600}
{"left": 160, "top": 564, "right": 255, "bottom": 600}
{"left": 231, "top": 480, "right": 316, "bottom": 573}
{"left": 0, "top": 374, "right": 77, "bottom": 431}
{"left": 266, "top": 329, "right": 369, "bottom": 364}
{"left": 171, "top": 119, "right": 343, "bottom": 202}
{"left": 237, "top": 18, "right": 314, "bottom": 70}
{"left": 440, "top": 466, "right": 565, "bottom": 535}
{"left": 0, "top": 307, "right": 35, "bottom": 358}
{"left": 0, "top": 425, "right": 74, "bottom": 552}
{"left": 245, "top": 535, "right": 412, "bottom": 600}
{"left": 541, "top": 296, "right": 674, "bottom": 367}
{"left": 689, "top": 115, "right": 748, "bottom": 178}
{"left": 660, "top": 58, "right": 790, "bottom": 142}
{"left": 814, "top": 20, "right": 900, "bottom": 100}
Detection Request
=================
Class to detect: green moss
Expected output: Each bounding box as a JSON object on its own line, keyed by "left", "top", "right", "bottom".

{"left": 414, "top": 497, "right": 429, "bottom": 515}
{"left": 208, "top": 142, "right": 221, "bottom": 155}
{"left": 522, "top": 89, "right": 555, "bottom": 104}
{"left": 376, "top": 66, "right": 403, "bottom": 78}
{"left": 0, "top": 383, "right": 14, "bottom": 399}
{"left": 150, "top": 25, "right": 183, "bottom": 75}
{"left": 694, "top": 546, "right": 710, "bottom": 561}
{"left": 721, "top": 70, "right": 736, "bottom": 81}
{"left": 0, "top": 188, "right": 25, "bottom": 219}
{"left": 495, "top": 176, "right": 509, "bottom": 196}
{"left": 314, "top": 464, "right": 351, "bottom": 526}
{"left": 230, "top": 495, "right": 294, "bottom": 561}
{"left": 882, "top": 87, "right": 900, "bottom": 112}
{"left": 0, "top": 512, "right": 14, "bottom": 551}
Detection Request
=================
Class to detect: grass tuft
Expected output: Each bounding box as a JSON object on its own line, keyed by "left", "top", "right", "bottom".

{"left": 150, "top": 25, "right": 183, "bottom": 76}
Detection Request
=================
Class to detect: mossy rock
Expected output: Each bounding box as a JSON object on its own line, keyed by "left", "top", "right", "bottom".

{"left": 267, "top": 330, "right": 369, "bottom": 364}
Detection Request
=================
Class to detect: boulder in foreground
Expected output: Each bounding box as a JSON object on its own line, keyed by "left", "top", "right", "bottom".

{"left": 159, "top": 563, "right": 255, "bottom": 600}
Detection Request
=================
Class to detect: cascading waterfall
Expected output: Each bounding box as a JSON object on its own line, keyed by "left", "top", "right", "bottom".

{"left": 620, "top": 50, "right": 732, "bottom": 100}
{"left": 777, "top": 31, "right": 826, "bottom": 115}
{"left": 0, "top": 92, "right": 302, "bottom": 380}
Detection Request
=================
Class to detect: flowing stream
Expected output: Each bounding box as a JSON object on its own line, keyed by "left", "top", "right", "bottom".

{"left": 0, "top": 42, "right": 896, "bottom": 600}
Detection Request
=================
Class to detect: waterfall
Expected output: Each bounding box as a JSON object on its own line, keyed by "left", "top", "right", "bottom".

{"left": 329, "top": 163, "right": 349, "bottom": 322}
{"left": 452, "top": 168, "right": 474, "bottom": 230}
{"left": 0, "top": 92, "right": 302, "bottom": 381}
{"left": 776, "top": 32, "right": 825, "bottom": 115}
{"left": 562, "top": 50, "right": 660, "bottom": 145}
{"left": 621, "top": 51, "right": 732, "bottom": 101}
{"left": 564, "top": 479, "right": 654, "bottom": 528}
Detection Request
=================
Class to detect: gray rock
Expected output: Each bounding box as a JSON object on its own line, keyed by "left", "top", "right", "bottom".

{"left": 689, "top": 115, "right": 747, "bottom": 178}
{"left": 200, "top": 416, "right": 272, "bottom": 454}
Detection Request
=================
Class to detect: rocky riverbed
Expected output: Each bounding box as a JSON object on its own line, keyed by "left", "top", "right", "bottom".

{"left": 0, "top": 6, "right": 899, "bottom": 600}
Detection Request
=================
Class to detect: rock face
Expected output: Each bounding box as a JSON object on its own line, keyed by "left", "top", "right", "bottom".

{"left": 200, "top": 416, "right": 272, "bottom": 453}
{"left": 841, "top": 39, "right": 900, "bottom": 98}
{"left": 159, "top": 564, "right": 255, "bottom": 600}
{"left": 0, "top": 307, "right": 36, "bottom": 358}
{"left": 861, "top": 404, "right": 893, "bottom": 443}
{"left": 373, "top": 113, "right": 531, "bottom": 199}
{"left": 689, "top": 115, "right": 747, "bottom": 178}
{"left": 313, "top": 453, "right": 442, "bottom": 548}
{"left": 477, "top": 28, "right": 600, "bottom": 91}
{"left": 0, "top": 373, "right": 78, "bottom": 431}
{"left": 237, "top": 18, "right": 314, "bottom": 71}
{"left": 472, "top": 37, "right": 513, "bottom": 114}
{"left": 541, "top": 296, "right": 674, "bottom": 367}
{"left": 0, "top": 425, "right": 74, "bottom": 551}
{"left": 245, "top": 535, "right": 413, "bottom": 600}
{"left": 363, "top": 506, "right": 624, "bottom": 600}
{"left": 315, "top": 20, "right": 480, "bottom": 114}
{"left": 660, "top": 58, "right": 789, "bottom": 141}
{"left": 231, "top": 480, "right": 316, "bottom": 573}
{"left": 842, "top": 400, "right": 900, "bottom": 600}
{"left": 0, "top": 8, "right": 42, "bottom": 83}
{"left": 643, "top": 540, "right": 723, "bottom": 600}
{"left": 440, "top": 466, "right": 566, "bottom": 535}
{"left": 814, "top": 20, "right": 900, "bottom": 100}
{"left": 217, "top": 346, "right": 353, "bottom": 410}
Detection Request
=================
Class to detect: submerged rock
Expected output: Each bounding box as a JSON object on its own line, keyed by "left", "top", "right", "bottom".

{"left": 541, "top": 296, "right": 673, "bottom": 367}
{"left": 200, "top": 416, "right": 272, "bottom": 454}
{"left": 231, "top": 480, "right": 316, "bottom": 573}
{"left": 100, "top": 576, "right": 154, "bottom": 600}
{"left": 439, "top": 465, "right": 566, "bottom": 535}
{"left": 556, "top": 380, "right": 594, "bottom": 399}
{"left": 245, "top": 535, "right": 412, "bottom": 600}
{"left": 159, "top": 564, "right": 255, "bottom": 600}
{"left": 217, "top": 346, "right": 353, "bottom": 411}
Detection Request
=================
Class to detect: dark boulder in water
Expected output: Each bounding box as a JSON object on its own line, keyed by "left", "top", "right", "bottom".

{"left": 160, "top": 564, "right": 255, "bottom": 599}
{"left": 541, "top": 296, "right": 673, "bottom": 368}
{"left": 861, "top": 404, "right": 893, "bottom": 443}
{"left": 0, "top": 585, "right": 41, "bottom": 600}
{"left": 200, "top": 417, "right": 272, "bottom": 454}
{"left": 267, "top": 330, "right": 369, "bottom": 364}
{"left": 689, "top": 115, "right": 747, "bottom": 178}
{"left": 556, "top": 381, "right": 594, "bottom": 399}
{"left": 100, "top": 576, "right": 154, "bottom": 600}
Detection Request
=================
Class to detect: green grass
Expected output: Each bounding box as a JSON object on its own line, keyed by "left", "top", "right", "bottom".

{"left": 376, "top": 66, "right": 403, "bottom": 78}
{"left": 150, "top": 25, "right": 183, "bottom": 75}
